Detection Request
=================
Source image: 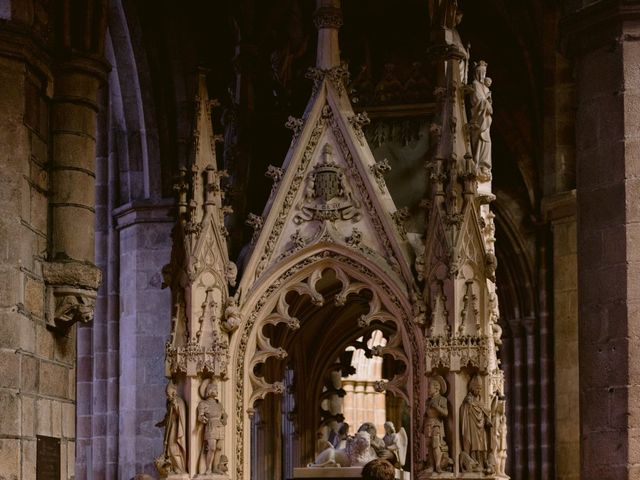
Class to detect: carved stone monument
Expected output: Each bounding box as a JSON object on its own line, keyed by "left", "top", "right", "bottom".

{"left": 154, "top": 1, "right": 507, "bottom": 479}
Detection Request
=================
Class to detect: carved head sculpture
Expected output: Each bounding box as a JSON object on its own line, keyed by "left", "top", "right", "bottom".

{"left": 225, "top": 262, "right": 238, "bottom": 287}
{"left": 218, "top": 454, "right": 229, "bottom": 473}
{"left": 383, "top": 421, "right": 395, "bottom": 435}
{"left": 474, "top": 61, "right": 488, "bottom": 83}
{"left": 358, "top": 422, "right": 377, "bottom": 438}
{"left": 429, "top": 374, "right": 447, "bottom": 396}
{"left": 166, "top": 381, "right": 178, "bottom": 400}
{"left": 204, "top": 380, "right": 219, "bottom": 399}
{"left": 349, "top": 431, "right": 373, "bottom": 463}
{"left": 468, "top": 375, "right": 482, "bottom": 396}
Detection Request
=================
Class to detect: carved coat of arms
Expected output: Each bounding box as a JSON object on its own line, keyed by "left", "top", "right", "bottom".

{"left": 294, "top": 144, "right": 361, "bottom": 223}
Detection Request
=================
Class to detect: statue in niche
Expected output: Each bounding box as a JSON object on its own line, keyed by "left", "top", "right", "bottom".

{"left": 460, "top": 375, "right": 494, "bottom": 474}
{"left": 382, "top": 421, "right": 408, "bottom": 469}
{"left": 423, "top": 375, "right": 453, "bottom": 472}
{"left": 155, "top": 381, "right": 187, "bottom": 475}
{"left": 469, "top": 61, "right": 493, "bottom": 181}
{"left": 197, "top": 379, "right": 228, "bottom": 475}
{"left": 491, "top": 394, "right": 508, "bottom": 476}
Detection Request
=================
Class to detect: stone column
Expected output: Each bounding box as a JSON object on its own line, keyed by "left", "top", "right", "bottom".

{"left": 50, "top": 57, "right": 105, "bottom": 261}
{"left": 563, "top": 2, "right": 640, "bottom": 478}
{"left": 543, "top": 192, "right": 579, "bottom": 480}
{"left": 114, "top": 201, "right": 173, "bottom": 477}
{"left": 545, "top": 6, "right": 579, "bottom": 477}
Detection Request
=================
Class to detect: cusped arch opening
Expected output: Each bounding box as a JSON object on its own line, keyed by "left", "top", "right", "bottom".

{"left": 239, "top": 259, "right": 415, "bottom": 480}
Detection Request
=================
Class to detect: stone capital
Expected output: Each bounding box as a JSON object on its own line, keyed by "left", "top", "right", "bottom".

{"left": 313, "top": 6, "right": 343, "bottom": 30}
{"left": 113, "top": 199, "right": 175, "bottom": 231}
{"left": 42, "top": 259, "right": 102, "bottom": 290}
{"left": 560, "top": 0, "right": 640, "bottom": 56}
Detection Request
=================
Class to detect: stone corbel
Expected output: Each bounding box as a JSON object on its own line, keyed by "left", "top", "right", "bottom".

{"left": 42, "top": 260, "right": 102, "bottom": 333}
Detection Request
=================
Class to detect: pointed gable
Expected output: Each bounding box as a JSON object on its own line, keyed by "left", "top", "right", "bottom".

{"left": 240, "top": 75, "right": 415, "bottom": 292}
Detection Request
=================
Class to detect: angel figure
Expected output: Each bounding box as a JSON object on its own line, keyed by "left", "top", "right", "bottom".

{"left": 382, "top": 421, "right": 408, "bottom": 469}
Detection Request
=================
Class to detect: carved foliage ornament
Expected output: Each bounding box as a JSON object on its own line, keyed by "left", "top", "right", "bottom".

{"left": 306, "top": 63, "right": 350, "bottom": 97}
{"left": 313, "top": 6, "right": 343, "bottom": 29}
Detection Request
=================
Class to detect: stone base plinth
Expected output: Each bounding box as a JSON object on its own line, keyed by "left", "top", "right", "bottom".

{"left": 417, "top": 473, "right": 508, "bottom": 480}
{"left": 162, "top": 475, "right": 228, "bottom": 480}
{"left": 293, "top": 467, "right": 408, "bottom": 479}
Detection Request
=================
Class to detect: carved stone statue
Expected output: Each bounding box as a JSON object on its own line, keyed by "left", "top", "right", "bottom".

{"left": 52, "top": 292, "right": 95, "bottom": 330}
{"left": 309, "top": 431, "right": 378, "bottom": 468}
{"left": 155, "top": 381, "right": 187, "bottom": 474}
{"left": 197, "top": 380, "right": 228, "bottom": 474}
{"left": 225, "top": 261, "right": 238, "bottom": 287}
{"left": 423, "top": 375, "right": 452, "bottom": 472}
{"left": 382, "top": 421, "right": 408, "bottom": 468}
{"left": 491, "top": 394, "right": 508, "bottom": 476}
{"left": 460, "top": 375, "right": 493, "bottom": 474}
{"left": 222, "top": 296, "right": 241, "bottom": 332}
{"left": 357, "top": 422, "right": 395, "bottom": 462}
{"left": 469, "top": 61, "right": 493, "bottom": 181}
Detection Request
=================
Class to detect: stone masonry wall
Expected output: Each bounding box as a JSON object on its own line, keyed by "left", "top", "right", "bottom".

{"left": 565, "top": 4, "right": 640, "bottom": 478}
{"left": 0, "top": 56, "right": 76, "bottom": 479}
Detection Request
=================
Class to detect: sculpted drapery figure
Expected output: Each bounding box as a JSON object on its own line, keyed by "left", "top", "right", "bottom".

{"left": 423, "top": 375, "right": 451, "bottom": 473}
{"left": 469, "top": 61, "right": 493, "bottom": 180}
{"left": 460, "top": 375, "right": 494, "bottom": 474}
{"left": 197, "top": 380, "right": 228, "bottom": 475}
{"left": 155, "top": 382, "right": 187, "bottom": 474}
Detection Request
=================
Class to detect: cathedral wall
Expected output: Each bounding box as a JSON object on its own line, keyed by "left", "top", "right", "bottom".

{"left": 563, "top": 3, "right": 640, "bottom": 477}
{"left": 0, "top": 55, "right": 77, "bottom": 480}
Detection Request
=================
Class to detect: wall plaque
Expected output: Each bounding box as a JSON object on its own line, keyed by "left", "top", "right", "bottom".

{"left": 36, "top": 435, "right": 60, "bottom": 480}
